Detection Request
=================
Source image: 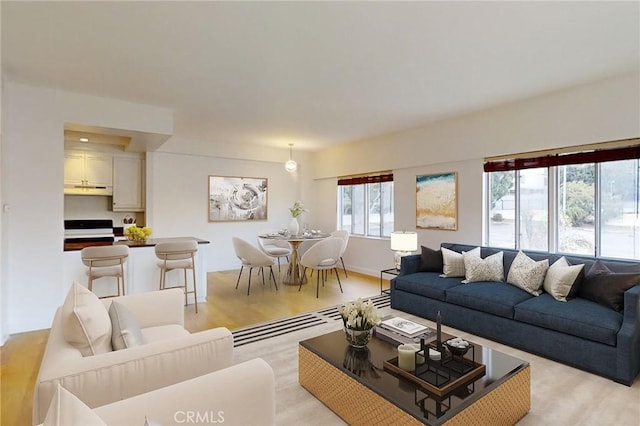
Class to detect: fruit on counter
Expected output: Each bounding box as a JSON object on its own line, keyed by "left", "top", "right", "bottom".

{"left": 124, "top": 225, "right": 152, "bottom": 242}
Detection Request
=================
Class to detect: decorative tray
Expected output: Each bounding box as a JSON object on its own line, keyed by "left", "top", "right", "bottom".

{"left": 383, "top": 342, "right": 486, "bottom": 397}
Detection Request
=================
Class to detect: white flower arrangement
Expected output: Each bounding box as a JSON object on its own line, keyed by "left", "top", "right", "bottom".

{"left": 338, "top": 298, "right": 382, "bottom": 331}
{"left": 289, "top": 200, "right": 308, "bottom": 218}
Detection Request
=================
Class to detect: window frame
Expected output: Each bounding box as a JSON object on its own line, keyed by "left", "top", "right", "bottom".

{"left": 484, "top": 140, "right": 640, "bottom": 260}
{"left": 337, "top": 173, "right": 394, "bottom": 238}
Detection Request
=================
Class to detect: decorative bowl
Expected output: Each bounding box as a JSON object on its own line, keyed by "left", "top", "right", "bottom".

{"left": 445, "top": 338, "right": 471, "bottom": 356}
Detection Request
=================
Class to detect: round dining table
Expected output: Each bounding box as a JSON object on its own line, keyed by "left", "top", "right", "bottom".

{"left": 259, "top": 232, "right": 329, "bottom": 285}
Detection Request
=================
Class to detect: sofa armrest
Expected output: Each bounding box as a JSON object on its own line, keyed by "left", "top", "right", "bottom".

{"left": 94, "top": 358, "right": 276, "bottom": 426}
{"left": 33, "top": 327, "right": 233, "bottom": 425}
{"left": 617, "top": 285, "right": 640, "bottom": 384}
{"left": 399, "top": 254, "right": 421, "bottom": 276}
{"left": 101, "top": 288, "right": 185, "bottom": 328}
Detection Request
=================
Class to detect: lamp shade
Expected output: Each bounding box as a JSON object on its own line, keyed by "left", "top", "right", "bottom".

{"left": 390, "top": 231, "right": 418, "bottom": 251}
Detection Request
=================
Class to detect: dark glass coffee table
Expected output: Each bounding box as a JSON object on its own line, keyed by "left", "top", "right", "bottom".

{"left": 299, "top": 328, "right": 530, "bottom": 425}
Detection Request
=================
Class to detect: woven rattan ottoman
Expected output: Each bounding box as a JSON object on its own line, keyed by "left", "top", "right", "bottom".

{"left": 299, "top": 330, "right": 530, "bottom": 425}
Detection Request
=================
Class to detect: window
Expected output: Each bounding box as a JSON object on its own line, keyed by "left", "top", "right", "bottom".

{"left": 485, "top": 140, "right": 640, "bottom": 260}
{"left": 338, "top": 173, "right": 394, "bottom": 237}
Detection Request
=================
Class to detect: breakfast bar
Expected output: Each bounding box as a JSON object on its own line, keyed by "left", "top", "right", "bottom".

{"left": 63, "top": 237, "right": 210, "bottom": 301}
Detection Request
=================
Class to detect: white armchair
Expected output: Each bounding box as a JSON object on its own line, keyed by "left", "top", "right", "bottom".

{"left": 33, "top": 287, "right": 234, "bottom": 425}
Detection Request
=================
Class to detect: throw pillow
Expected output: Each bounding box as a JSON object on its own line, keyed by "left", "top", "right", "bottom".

{"left": 43, "top": 384, "right": 106, "bottom": 426}
{"left": 61, "top": 282, "right": 112, "bottom": 356}
{"left": 542, "top": 257, "right": 584, "bottom": 302}
{"left": 506, "top": 251, "right": 549, "bottom": 296}
{"left": 440, "top": 246, "right": 480, "bottom": 278}
{"left": 462, "top": 251, "right": 504, "bottom": 283}
{"left": 419, "top": 246, "right": 443, "bottom": 272}
{"left": 578, "top": 261, "right": 640, "bottom": 311}
{"left": 108, "top": 301, "right": 145, "bottom": 351}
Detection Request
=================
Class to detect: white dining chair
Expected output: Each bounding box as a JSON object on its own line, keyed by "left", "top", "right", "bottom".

{"left": 330, "top": 229, "right": 350, "bottom": 278}
{"left": 232, "top": 237, "right": 278, "bottom": 296}
{"left": 299, "top": 237, "right": 344, "bottom": 298}
{"left": 257, "top": 230, "right": 292, "bottom": 272}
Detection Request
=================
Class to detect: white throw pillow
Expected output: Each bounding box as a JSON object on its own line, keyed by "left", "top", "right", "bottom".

{"left": 543, "top": 257, "right": 584, "bottom": 301}
{"left": 440, "top": 247, "right": 480, "bottom": 278}
{"left": 109, "top": 301, "right": 145, "bottom": 350}
{"left": 506, "top": 251, "right": 549, "bottom": 296}
{"left": 43, "top": 384, "right": 106, "bottom": 426}
{"left": 462, "top": 251, "right": 504, "bottom": 283}
{"left": 61, "top": 282, "right": 112, "bottom": 356}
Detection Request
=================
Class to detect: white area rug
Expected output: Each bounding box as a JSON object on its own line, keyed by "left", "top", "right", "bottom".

{"left": 232, "top": 301, "right": 640, "bottom": 426}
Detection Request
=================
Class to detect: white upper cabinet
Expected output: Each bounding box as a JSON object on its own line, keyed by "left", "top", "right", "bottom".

{"left": 112, "top": 156, "right": 145, "bottom": 212}
{"left": 64, "top": 152, "right": 113, "bottom": 194}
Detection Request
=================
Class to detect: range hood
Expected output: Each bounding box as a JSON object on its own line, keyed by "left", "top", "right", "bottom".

{"left": 64, "top": 184, "right": 113, "bottom": 196}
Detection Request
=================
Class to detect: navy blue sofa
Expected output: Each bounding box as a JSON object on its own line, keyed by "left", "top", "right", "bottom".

{"left": 390, "top": 242, "right": 640, "bottom": 385}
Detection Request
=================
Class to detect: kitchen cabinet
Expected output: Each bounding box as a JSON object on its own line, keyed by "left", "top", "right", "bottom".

{"left": 64, "top": 152, "right": 113, "bottom": 194}
{"left": 113, "top": 156, "right": 145, "bottom": 211}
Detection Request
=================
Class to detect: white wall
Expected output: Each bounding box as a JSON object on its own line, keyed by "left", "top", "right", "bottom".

{"left": 311, "top": 73, "right": 640, "bottom": 274}
{"left": 1, "top": 82, "right": 173, "bottom": 334}
{"left": 147, "top": 150, "right": 304, "bottom": 271}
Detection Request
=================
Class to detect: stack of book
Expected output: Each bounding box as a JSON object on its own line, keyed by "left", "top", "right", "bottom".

{"left": 374, "top": 316, "right": 432, "bottom": 345}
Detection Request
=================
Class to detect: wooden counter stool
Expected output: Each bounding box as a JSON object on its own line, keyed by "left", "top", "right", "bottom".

{"left": 81, "top": 245, "right": 129, "bottom": 298}
{"left": 155, "top": 240, "right": 198, "bottom": 313}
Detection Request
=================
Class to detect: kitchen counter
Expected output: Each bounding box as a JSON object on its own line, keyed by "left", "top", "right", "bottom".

{"left": 63, "top": 237, "right": 209, "bottom": 300}
{"left": 64, "top": 237, "right": 210, "bottom": 251}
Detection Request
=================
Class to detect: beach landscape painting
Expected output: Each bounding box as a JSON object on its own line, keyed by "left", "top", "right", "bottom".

{"left": 416, "top": 172, "right": 458, "bottom": 230}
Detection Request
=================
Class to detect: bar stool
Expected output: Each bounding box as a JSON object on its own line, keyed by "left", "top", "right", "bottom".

{"left": 81, "top": 245, "right": 129, "bottom": 298}
{"left": 155, "top": 240, "right": 198, "bottom": 313}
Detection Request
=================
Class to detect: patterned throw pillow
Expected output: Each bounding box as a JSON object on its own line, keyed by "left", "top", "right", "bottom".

{"left": 542, "top": 257, "right": 584, "bottom": 301}
{"left": 506, "top": 251, "right": 549, "bottom": 296}
{"left": 440, "top": 246, "right": 480, "bottom": 278}
{"left": 462, "top": 250, "right": 504, "bottom": 283}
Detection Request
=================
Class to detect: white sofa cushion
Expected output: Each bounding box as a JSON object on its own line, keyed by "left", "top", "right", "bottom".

{"left": 543, "top": 256, "right": 584, "bottom": 301}
{"left": 61, "top": 282, "right": 112, "bottom": 356}
{"left": 43, "top": 385, "right": 106, "bottom": 426}
{"left": 441, "top": 246, "right": 480, "bottom": 278}
{"left": 109, "top": 301, "right": 145, "bottom": 350}
{"left": 141, "top": 324, "right": 190, "bottom": 343}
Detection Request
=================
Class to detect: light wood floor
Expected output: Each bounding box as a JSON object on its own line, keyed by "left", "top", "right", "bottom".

{"left": 0, "top": 267, "right": 383, "bottom": 426}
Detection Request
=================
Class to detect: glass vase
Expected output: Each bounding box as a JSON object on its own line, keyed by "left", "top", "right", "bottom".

{"left": 344, "top": 326, "right": 373, "bottom": 349}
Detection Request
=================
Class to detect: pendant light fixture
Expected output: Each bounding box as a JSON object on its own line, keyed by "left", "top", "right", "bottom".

{"left": 285, "top": 143, "right": 298, "bottom": 172}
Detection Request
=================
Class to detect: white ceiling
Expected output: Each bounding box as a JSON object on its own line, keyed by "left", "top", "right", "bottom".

{"left": 2, "top": 1, "right": 639, "bottom": 151}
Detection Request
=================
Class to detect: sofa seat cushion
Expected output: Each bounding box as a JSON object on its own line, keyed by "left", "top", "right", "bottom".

{"left": 141, "top": 325, "right": 190, "bottom": 343}
{"left": 514, "top": 294, "right": 622, "bottom": 346}
{"left": 445, "top": 282, "right": 532, "bottom": 318}
{"left": 394, "top": 272, "right": 463, "bottom": 301}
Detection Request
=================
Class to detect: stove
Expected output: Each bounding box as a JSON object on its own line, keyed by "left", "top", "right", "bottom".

{"left": 64, "top": 219, "right": 115, "bottom": 245}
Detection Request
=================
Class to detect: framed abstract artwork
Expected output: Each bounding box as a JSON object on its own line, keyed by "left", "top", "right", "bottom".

{"left": 208, "top": 175, "right": 268, "bottom": 222}
{"left": 416, "top": 172, "right": 458, "bottom": 230}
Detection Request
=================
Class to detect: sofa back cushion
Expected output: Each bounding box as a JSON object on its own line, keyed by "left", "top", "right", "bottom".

{"left": 62, "top": 282, "right": 113, "bottom": 356}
